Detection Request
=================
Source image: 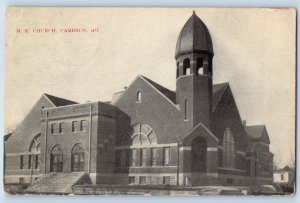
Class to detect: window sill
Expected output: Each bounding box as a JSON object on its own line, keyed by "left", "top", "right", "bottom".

{"left": 71, "top": 131, "right": 87, "bottom": 133}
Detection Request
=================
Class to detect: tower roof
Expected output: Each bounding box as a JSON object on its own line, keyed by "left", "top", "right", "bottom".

{"left": 175, "top": 11, "right": 214, "bottom": 59}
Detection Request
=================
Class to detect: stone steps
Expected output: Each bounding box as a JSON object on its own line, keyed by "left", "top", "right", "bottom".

{"left": 26, "top": 172, "right": 85, "bottom": 194}
{"left": 190, "top": 177, "right": 219, "bottom": 186}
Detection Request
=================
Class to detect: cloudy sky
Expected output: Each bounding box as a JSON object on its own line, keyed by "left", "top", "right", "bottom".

{"left": 5, "top": 8, "right": 295, "bottom": 167}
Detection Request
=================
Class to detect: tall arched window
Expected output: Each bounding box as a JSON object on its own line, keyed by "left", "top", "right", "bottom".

{"left": 222, "top": 128, "right": 235, "bottom": 168}
{"left": 183, "top": 58, "right": 190, "bottom": 75}
{"left": 137, "top": 91, "right": 142, "bottom": 102}
{"left": 29, "top": 134, "right": 41, "bottom": 170}
{"left": 184, "top": 99, "right": 188, "bottom": 120}
{"left": 127, "top": 124, "right": 157, "bottom": 167}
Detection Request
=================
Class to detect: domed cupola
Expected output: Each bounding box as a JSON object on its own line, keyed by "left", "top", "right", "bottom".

{"left": 175, "top": 11, "right": 214, "bottom": 59}
{"left": 175, "top": 11, "right": 214, "bottom": 129}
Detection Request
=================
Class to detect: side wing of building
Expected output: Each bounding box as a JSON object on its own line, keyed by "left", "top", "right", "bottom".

{"left": 4, "top": 95, "right": 55, "bottom": 183}
{"left": 245, "top": 125, "right": 274, "bottom": 184}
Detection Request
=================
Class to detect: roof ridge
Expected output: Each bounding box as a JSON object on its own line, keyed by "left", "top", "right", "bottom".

{"left": 192, "top": 12, "right": 196, "bottom": 51}
{"left": 112, "top": 75, "right": 140, "bottom": 105}
{"left": 139, "top": 75, "right": 174, "bottom": 93}
{"left": 245, "top": 125, "right": 268, "bottom": 141}
{"left": 139, "top": 75, "right": 179, "bottom": 110}
{"left": 214, "top": 82, "right": 229, "bottom": 86}
{"left": 176, "top": 121, "right": 219, "bottom": 143}
{"left": 43, "top": 93, "right": 77, "bottom": 102}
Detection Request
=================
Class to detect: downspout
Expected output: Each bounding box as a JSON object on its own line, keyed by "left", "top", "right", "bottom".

{"left": 177, "top": 142, "right": 180, "bottom": 186}
{"left": 88, "top": 105, "right": 92, "bottom": 174}
{"left": 30, "top": 155, "right": 33, "bottom": 186}
{"left": 44, "top": 111, "right": 48, "bottom": 174}
{"left": 250, "top": 143, "right": 257, "bottom": 190}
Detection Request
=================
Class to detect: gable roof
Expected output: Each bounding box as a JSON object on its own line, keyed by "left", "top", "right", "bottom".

{"left": 245, "top": 125, "right": 265, "bottom": 139}
{"left": 245, "top": 125, "right": 270, "bottom": 144}
{"left": 43, "top": 93, "right": 78, "bottom": 107}
{"left": 112, "top": 75, "right": 180, "bottom": 110}
{"left": 173, "top": 121, "right": 219, "bottom": 144}
{"left": 212, "top": 82, "right": 229, "bottom": 111}
{"left": 112, "top": 74, "right": 229, "bottom": 112}
{"left": 140, "top": 75, "right": 177, "bottom": 104}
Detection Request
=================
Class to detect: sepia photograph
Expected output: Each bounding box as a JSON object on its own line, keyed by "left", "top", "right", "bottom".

{"left": 3, "top": 7, "right": 296, "bottom": 195}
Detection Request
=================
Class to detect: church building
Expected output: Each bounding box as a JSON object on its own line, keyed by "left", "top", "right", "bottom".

{"left": 4, "top": 12, "right": 274, "bottom": 191}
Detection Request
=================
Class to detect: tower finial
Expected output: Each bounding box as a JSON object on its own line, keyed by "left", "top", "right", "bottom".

{"left": 193, "top": 10, "right": 195, "bottom": 15}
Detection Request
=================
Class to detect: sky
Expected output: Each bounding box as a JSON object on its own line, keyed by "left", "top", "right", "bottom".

{"left": 5, "top": 8, "right": 296, "bottom": 168}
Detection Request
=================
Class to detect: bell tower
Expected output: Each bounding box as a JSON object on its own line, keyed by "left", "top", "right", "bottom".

{"left": 175, "top": 11, "right": 214, "bottom": 129}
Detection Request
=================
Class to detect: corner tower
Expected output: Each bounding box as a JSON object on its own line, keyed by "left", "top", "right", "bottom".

{"left": 175, "top": 11, "right": 214, "bottom": 128}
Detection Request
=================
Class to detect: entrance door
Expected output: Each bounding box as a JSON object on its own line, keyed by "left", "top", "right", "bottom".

{"left": 72, "top": 153, "right": 84, "bottom": 172}
{"left": 50, "top": 145, "right": 64, "bottom": 172}
{"left": 51, "top": 154, "right": 63, "bottom": 172}
{"left": 71, "top": 143, "right": 85, "bottom": 172}
{"left": 191, "top": 137, "right": 207, "bottom": 173}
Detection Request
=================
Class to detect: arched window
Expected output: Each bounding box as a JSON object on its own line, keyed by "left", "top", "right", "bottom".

{"left": 184, "top": 99, "right": 188, "bottom": 120}
{"left": 127, "top": 124, "right": 157, "bottom": 167}
{"left": 183, "top": 58, "right": 190, "bottom": 75}
{"left": 29, "top": 134, "right": 41, "bottom": 170}
{"left": 137, "top": 91, "right": 142, "bottom": 102}
{"left": 29, "top": 134, "right": 41, "bottom": 153}
{"left": 196, "top": 58, "right": 204, "bottom": 75}
{"left": 128, "top": 124, "right": 157, "bottom": 145}
{"left": 222, "top": 128, "right": 235, "bottom": 168}
{"left": 50, "top": 145, "right": 64, "bottom": 172}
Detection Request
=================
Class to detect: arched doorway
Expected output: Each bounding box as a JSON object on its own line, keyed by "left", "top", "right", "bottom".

{"left": 191, "top": 137, "right": 207, "bottom": 173}
{"left": 50, "top": 145, "right": 64, "bottom": 172}
{"left": 71, "top": 143, "right": 85, "bottom": 172}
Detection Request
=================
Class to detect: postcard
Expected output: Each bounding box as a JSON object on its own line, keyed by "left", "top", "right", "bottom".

{"left": 4, "top": 7, "right": 296, "bottom": 195}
